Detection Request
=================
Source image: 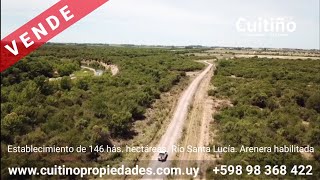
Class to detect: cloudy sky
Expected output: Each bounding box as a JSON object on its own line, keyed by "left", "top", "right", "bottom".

{"left": 1, "top": 0, "right": 319, "bottom": 49}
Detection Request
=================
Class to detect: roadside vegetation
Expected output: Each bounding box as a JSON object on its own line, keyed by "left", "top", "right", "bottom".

{"left": 0, "top": 44, "right": 204, "bottom": 179}
{"left": 207, "top": 57, "right": 320, "bottom": 179}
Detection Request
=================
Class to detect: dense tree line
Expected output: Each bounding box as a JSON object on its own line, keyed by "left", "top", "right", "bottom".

{"left": 0, "top": 45, "right": 204, "bottom": 179}
{"left": 208, "top": 58, "right": 320, "bottom": 179}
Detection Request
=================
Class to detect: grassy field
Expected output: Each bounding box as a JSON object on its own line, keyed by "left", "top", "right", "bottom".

{"left": 73, "top": 69, "right": 94, "bottom": 78}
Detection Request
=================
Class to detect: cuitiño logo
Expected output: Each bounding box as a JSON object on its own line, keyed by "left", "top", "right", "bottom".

{"left": 236, "top": 17, "right": 296, "bottom": 36}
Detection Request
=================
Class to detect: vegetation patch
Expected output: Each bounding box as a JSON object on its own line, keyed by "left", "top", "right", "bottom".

{"left": 208, "top": 58, "right": 320, "bottom": 179}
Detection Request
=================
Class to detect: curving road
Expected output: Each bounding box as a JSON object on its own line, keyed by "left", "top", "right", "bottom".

{"left": 142, "top": 62, "right": 213, "bottom": 179}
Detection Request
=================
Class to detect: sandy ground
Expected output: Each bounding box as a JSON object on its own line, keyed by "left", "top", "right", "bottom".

{"left": 141, "top": 62, "right": 213, "bottom": 179}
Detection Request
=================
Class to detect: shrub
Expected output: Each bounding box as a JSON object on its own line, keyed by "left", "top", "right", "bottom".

{"left": 306, "top": 93, "right": 320, "bottom": 113}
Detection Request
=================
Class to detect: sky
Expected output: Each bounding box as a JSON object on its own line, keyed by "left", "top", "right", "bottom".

{"left": 1, "top": 0, "right": 319, "bottom": 49}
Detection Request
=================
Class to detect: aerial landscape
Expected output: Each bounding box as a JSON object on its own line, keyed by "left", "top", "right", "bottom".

{"left": 1, "top": 44, "right": 319, "bottom": 179}
{"left": 1, "top": 0, "right": 319, "bottom": 179}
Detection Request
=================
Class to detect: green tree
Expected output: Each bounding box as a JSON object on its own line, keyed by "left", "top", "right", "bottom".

{"left": 76, "top": 79, "right": 89, "bottom": 90}
{"left": 60, "top": 77, "right": 72, "bottom": 90}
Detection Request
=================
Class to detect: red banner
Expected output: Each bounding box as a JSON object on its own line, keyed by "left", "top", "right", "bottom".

{"left": 0, "top": 0, "right": 109, "bottom": 72}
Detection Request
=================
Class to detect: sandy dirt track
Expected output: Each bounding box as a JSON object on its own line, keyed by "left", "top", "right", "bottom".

{"left": 176, "top": 61, "right": 215, "bottom": 177}
{"left": 142, "top": 62, "right": 213, "bottom": 179}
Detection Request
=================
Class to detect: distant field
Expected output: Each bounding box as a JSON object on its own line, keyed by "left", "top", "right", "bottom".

{"left": 234, "top": 54, "right": 320, "bottom": 60}
{"left": 205, "top": 49, "right": 320, "bottom": 57}
{"left": 191, "top": 48, "right": 320, "bottom": 60}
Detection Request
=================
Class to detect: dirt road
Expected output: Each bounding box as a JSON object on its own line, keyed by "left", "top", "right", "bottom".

{"left": 81, "top": 60, "right": 119, "bottom": 75}
{"left": 177, "top": 61, "right": 215, "bottom": 175}
{"left": 142, "top": 62, "right": 213, "bottom": 179}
